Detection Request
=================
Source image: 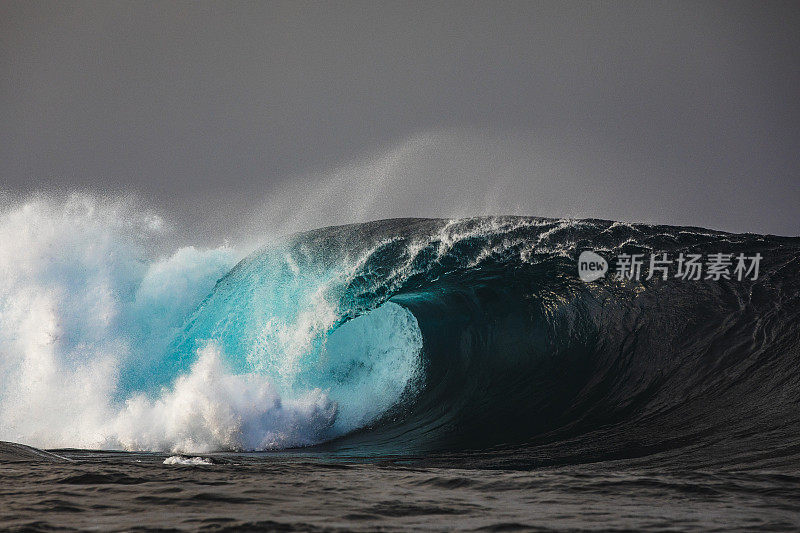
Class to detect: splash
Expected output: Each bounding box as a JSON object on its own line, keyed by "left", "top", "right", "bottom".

{"left": 0, "top": 195, "right": 422, "bottom": 452}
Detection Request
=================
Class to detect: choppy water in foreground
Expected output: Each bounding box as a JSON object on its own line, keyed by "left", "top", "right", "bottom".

{"left": 3, "top": 446, "right": 800, "bottom": 532}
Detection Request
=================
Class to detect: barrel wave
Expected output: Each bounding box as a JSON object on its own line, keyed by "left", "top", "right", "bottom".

{"left": 1, "top": 200, "right": 799, "bottom": 468}
{"left": 134, "top": 217, "right": 800, "bottom": 465}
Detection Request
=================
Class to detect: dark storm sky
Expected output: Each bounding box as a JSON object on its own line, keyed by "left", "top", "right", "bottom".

{"left": 1, "top": 0, "right": 798, "bottom": 238}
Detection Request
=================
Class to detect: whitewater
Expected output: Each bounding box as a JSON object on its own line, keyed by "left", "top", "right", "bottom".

{"left": 0, "top": 195, "right": 428, "bottom": 452}
{"left": 0, "top": 196, "right": 334, "bottom": 451}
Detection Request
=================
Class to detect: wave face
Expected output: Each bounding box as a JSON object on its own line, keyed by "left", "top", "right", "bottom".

{"left": 1, "top": 198, "right": 799, "bottom": 465}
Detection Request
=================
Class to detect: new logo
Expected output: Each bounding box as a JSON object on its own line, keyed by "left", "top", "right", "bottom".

{"left": 578, "top": 251, "right": 608, "bottom": 282}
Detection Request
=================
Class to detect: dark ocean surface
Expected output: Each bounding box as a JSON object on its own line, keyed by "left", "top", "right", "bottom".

{"left": 3, "top": 443, "right": 800, "bottom": 531}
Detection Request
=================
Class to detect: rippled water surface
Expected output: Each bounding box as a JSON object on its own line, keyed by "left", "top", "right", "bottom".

{"left": 3, "top": 447, "right": 800, "bottom": 532}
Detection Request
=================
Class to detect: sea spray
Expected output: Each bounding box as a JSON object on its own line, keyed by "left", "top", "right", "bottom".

{"left": 0, "top": 195, "right": 423, "bottom": 452}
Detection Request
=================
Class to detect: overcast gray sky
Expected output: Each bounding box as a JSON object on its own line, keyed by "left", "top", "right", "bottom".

{"left": 1, "top": 0, "right": 798, "bottom": 239}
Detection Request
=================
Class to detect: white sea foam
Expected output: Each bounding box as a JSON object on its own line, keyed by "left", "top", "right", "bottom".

{"left": 0, "top": 195, "right": 341, "bottom": 452}
{"left": 0, "top": 194, "right": 420, "bottom": 453}
{"left": 110, "top": 342, "right": 337, "bottom": 452}
{"left": 163, "top": 455, "right": 214, "bottom": 465}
